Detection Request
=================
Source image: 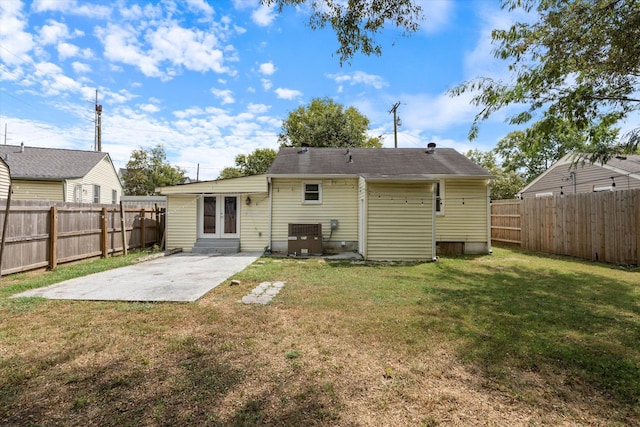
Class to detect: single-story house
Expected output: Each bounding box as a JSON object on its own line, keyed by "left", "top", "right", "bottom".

{"left": 519, "top": 153, "right": 640, "bottom": 199}
{"left": 0, "top": 157, "right": 10, "bottom": 199}
{"left": 0, "top": 143, "right": 123, "bottom": 203}
{"left": 157, "top": 146, "right": 492, "bottom": 261}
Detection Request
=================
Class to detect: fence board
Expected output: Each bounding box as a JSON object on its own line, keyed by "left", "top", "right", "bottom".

{"left": 0, "top": 200, "right": 165, "bottom": 276}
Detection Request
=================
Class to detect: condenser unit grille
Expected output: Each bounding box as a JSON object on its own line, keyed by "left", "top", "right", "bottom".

{"left": 288, "top": 223, "right": 322, "bottom": 256}
{"left": 288, "top": 223, "right": 322, "bottom": 237}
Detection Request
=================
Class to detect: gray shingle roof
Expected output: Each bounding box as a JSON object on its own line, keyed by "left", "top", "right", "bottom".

{"left": 268, "top": 147, "right": 491, "bottom": 178}
{"left": 606, "top": 154, "right": 640, "bottom": 173}
{"left": 0, "top": 144, "right": 110, "bottom": 180}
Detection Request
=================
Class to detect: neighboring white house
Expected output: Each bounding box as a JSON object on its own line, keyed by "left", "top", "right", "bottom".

{"left": 0, "top": 157, "right": 10, "bottom": 199}
{"left": 0, "top": 144, "right": 123, "bottom": 203}
{"left": 158, "top": 146, "right": 492, "bottom": 261}
{"left": 519, "top": 153, "right": 640, "bottom": 199}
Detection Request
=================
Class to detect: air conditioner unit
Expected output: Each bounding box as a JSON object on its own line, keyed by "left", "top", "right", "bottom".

{"left": 288, "top": 223, "right": 322, "bottom": 256}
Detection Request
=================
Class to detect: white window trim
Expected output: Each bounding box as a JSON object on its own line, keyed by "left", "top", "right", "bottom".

{"left": 535, "top": 192, "right": 553, "bottom": 198}
{"left": 436, "top": 181, "right": 445, "bottom": 216}
{"left": 302, "top": 181, "right": 322, "bottom": 204}
{"left": 93, "top": 184, "right": 101, "bottom": 203}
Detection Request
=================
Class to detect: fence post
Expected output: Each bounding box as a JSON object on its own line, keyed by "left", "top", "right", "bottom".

{"left": 49, "top": 205, "right": 58, "bottom": 269}
{"left": 140, "top": 208, "right": 145, "bottom": 249}
{"left": 120, "top": 201, "right": 127, "bottom": 256}
{"left": 101, "top": 207, "right": 108, "bottom": 258}
{"left": 0, "top": 185, "right": 13, "bottom": 280}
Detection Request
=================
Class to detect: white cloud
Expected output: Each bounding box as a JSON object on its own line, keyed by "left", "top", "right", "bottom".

{"left": 274, "top": 87, "right": 302, "bottom": 100}
{"left": 261, "top": 78, "right": 272, "bottom": 91}
{"left": 259, "top": 61, "right": 276, "bottom": 75}
{"left": 139, "top": 103, "right": 161, "bottom": 113}
{"left": 148, "top": 23, "right": 229, "bottom": 73}
{"left": 185, "top": 0, "right": 214, "bottom": 15}
{"left": 417, "top": 0, "right": 453, "bottom": 33}
{"left": 71, "top": 61, "right": 90, "bottom": 73}
{"left": 247, "top": 103, "right": 270, "bottom": 114}
{"left": 251, "top": 5, "right": 276, "bottom": 26}
{"left": 327, "top": 71, "right": 388, "bottom": 89}
{"left": 211, "top": 88, "right": 235, "bottom": 104}
{"left": 57, "top": 42, "right": 79, "bottom": 60}
{"left": 39, "top": 20, "right": 69, "bottom": 45}
{"left": 96, "top": 24, "right": 162, "bottom": 77}
{"left": 96, "top": 19, "right": 236, "bottom": 80}
{"left": 31, "top": 0, "right": 111, "bottom": 18}
{"left": 0, "top": 1, "right": 35, "bottom": 65}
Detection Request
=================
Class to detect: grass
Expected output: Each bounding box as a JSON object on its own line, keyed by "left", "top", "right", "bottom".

{"left": 0, "top": 247, "right": 638, "bottom": 425}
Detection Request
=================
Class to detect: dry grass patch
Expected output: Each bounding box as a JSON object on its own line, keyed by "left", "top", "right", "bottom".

{"left": 1, "top": 247, "right": 639, "bottom": 426}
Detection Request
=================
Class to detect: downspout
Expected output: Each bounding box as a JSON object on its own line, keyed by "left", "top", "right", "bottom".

{"left": 487, "top": 180, "right": 492, "bottom": 254}
{"left": 432, "top": 182, "right": 437, "bottom": 262}
{"left": 267, "top": 176, "right": 273, "bottom": 253}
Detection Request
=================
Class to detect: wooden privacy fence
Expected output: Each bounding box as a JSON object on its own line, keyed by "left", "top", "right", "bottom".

{"left": 490, "top": 200, "right": 522, "bottom": 245}
{"left": 490, "top": 189, "right": 640, "bottom": 265}
{"left": 0, "top": 200, "right": 165, "bottom": 276}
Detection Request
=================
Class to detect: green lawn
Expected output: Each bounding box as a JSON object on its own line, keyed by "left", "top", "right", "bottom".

{"left": 1, "top": 247, "right": 638, "bottom": 425}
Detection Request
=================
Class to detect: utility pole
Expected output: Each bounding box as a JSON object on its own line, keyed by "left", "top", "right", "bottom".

{"left": 94, "top": 89, "right": 103, "bottom": 152}
{"left": 389, "top": 101, "right": 401, "bottom": 148}
{"left": 3, "top": 123, "right": 7, "bottom": 145}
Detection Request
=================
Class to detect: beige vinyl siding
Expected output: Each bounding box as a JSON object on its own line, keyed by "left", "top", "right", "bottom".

{"left": 165, "top": 195, "right": 198, "bottom": 252}
{"left": 66, "top": 157, "right": 123, "bottom": 203}
{"left": 366, "top": 182, "right": 434, "bottom": 261}
{"left": 0, "top": 160, "right": 10, "bottom": 199}
{"left": 271, "top": 178, "right": 358, "bottom": 246}
{"left": 240, "top": 193, "right": 269, "bottom": 251}
{"left": 436, "top": 179, "right": 489, "bottom": 243}
{"left": 159, "top": 174, "right": 267, "bottom": 195}
{"left": 11, "top": 180, "right": 64, "bottom": 201}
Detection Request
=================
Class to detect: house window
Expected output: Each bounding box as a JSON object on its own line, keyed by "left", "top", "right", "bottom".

{"left": 112, "top": 189, "right": 118, "bottom": 204}
{"left": 435, "top": 181, "right": 444, "bottom": 214}
{"left": 302, "top": 182, "right": 322, "bottom": 204}
{"left": 93, "top": 185, "right": 101, "bottom": 203}
{"left": 74, "top": 185, "right": 82, "bottom": 202}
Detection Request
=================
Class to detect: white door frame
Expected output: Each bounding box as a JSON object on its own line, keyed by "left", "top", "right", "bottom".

{"left": 198, "top": 195, "right": 240, "bottom": 239}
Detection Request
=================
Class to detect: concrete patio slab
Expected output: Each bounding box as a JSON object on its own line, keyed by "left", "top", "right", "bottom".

{"left": 13, "top": 252, "right": 261, "bottom": 302}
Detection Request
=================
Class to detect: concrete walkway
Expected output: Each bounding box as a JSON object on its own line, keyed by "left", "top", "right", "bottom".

{"left": 14, "top": 252, "right": 261, "bottom": 302}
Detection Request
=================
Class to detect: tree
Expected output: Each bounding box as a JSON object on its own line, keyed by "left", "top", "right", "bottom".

{"left": 495, "top": 119, "right": 593, "bottom": 182}
{"left": 450, "top": 0, "right": 640, "bottom": 163}
{"left": 218, "top": 167, "right": 244, "bottom": 180}
{"left": 279, "top": 97, "right": 382, "bottom": 148}
{"left": 122, "top": 145, "right": 186, "bottom": 195}
{"left": 466, "top": 149, "right": 525, "bottom": 200}
{"left": 218, "top": 148, "right": 277, "bottom": 179}
{"left": 263, "top": 0, "right": 423, "bottom": 65}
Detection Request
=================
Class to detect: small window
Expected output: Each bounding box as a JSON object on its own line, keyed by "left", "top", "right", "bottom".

{"left": 303, "top": 182, "right": 322, "bottom": 204}
{"left": 112, "top": 189, "right": 118, "bottom": 204}
{"left": 535, "top": 192, "right": 553, "bottom": 198}
{"left": 435, "top": 181, "right": 444, "bottom": 214}
{"left": 93, "top": 185, "right": 101, "bottom": 203}
{"left": 74, "top": 185, "right": 82, "bottom": 202}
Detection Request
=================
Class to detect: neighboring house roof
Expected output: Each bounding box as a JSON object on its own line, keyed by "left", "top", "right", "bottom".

{"left": 268, "top": 147, "right": 491, "bottom": 179}
{"left": 0, "top": 144, "right": 111, "bottom": 180}
{"left": 519, "top": 153, "right": 640, "bottom": 197}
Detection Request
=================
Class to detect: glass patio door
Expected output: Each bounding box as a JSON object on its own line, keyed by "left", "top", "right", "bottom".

{"left": 200, "top": 195, "right": 239, "bottom": 238}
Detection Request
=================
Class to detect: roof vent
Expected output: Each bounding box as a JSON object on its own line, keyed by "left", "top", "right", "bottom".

{"left": 298, "top": 142, "right": 309, "bottom": 154}
{"left": 615, "top": 155, "right": 627, "bottom": 160}
{"left": 20, "top": 142, "right": 25, "bottom": 153}
{"left": 347, "top": 154, "right": 353, "bottom": 163}
{"left": 426, "top": 142, "right": 436, "bottom": 154}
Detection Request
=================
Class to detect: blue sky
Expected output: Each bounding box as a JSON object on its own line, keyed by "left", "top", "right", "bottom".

{"left": 1, "top": 0, "right": 523, "bottom": 180}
